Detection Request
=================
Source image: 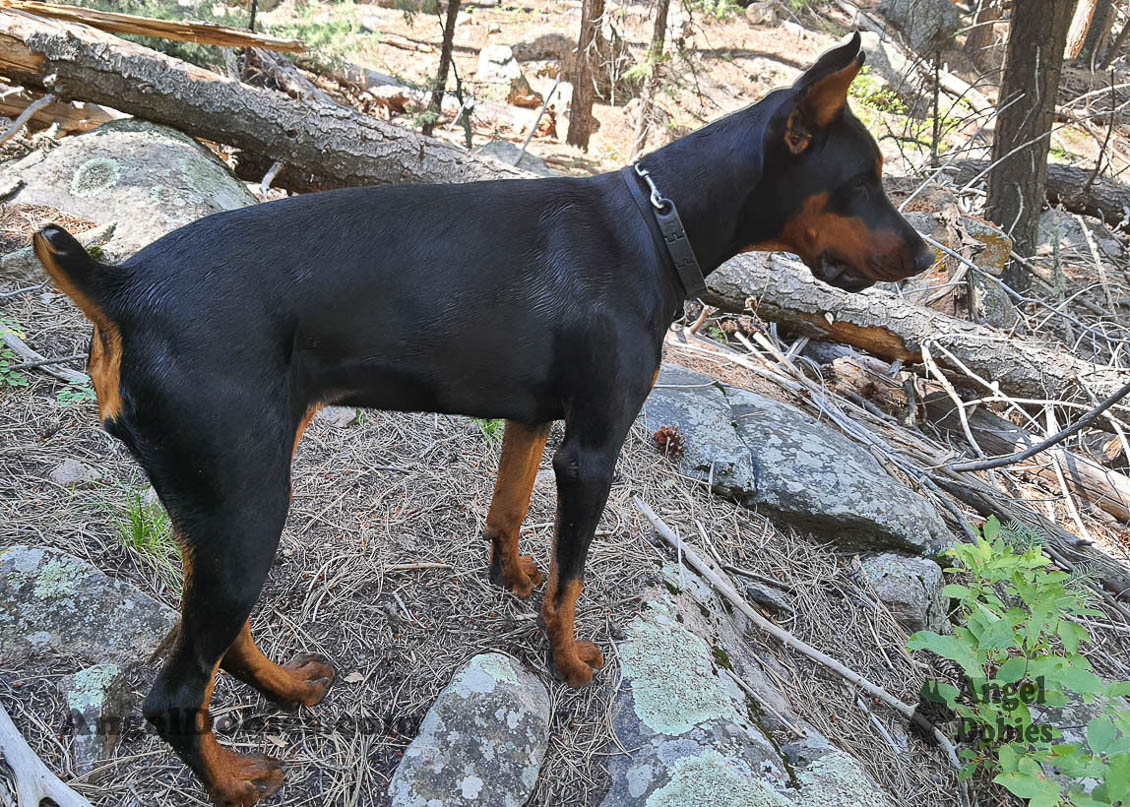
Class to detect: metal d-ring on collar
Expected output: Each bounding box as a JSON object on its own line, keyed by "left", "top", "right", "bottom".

{"left": 621, "top": 161, "right": 708, "bottom": 300}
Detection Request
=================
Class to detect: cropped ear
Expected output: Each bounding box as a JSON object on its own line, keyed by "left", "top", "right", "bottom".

{"left": 782, "top": 32, "right": 865, "bottom": 154}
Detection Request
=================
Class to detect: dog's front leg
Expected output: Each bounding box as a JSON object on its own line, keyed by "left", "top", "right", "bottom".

{"left": 542, "top": 409, "right": 635, "bottom": 687}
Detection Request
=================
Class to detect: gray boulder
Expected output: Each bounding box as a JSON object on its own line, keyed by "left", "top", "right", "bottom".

{"left": 601, "top": 599, "right": 793, "bottom": 807}
{"left": 878, "top": 0, "right": 960, "bottom": 53}
{"left": 641, "top": 364, "right": 759, "bottom": 506}
{"left": 860, "top": 553, "right": 948, "bottom": 633}
{"left": 642, "top": 365, "right": 951, "bottom": 552}
{"left": 388, "top": 653, "right": 551, "bottom": 807}
{"left": 0, "top": 546, "right": 177, "bottom": 666}
{"left": 511, "top": 29, "right": 574, "bottom": 62}
{"left": 476, "top": 44, "right": 524, "bottom": 84}
{"left": 0, "top": 119, "right": 255, "bottom": 257}
{"left": 60, "top": 663, "right": 131, "bottom": 781}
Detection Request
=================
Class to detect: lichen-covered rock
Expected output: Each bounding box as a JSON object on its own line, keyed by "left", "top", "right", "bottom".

{"left": 640, "top": 364, "right": 759, "bottom": 506}
{"left": 388, "top": 653, "right": 550, "bottom": 807}
{"left": 860, "top": 553, "right": 947, "bottom": 633}
{"left": 601, "top": 600, "right": 793, "bottom": 807}
{"left": 642, "top": 365, "right": 950, "bottom": 552}
{"left": 784, "top": 737, "right": 897, "bottom": 807}
{"left": 0, "top": 546, "right": 177, "bottom": 666}
{"left": 60, "top": 663, "right": 130, "bottom": 781}
{"left": 0, "top": 119, "right": 255, "bottom": 257}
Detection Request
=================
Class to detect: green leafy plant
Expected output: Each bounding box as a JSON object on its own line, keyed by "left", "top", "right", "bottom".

{"left": 57, "top": 382, "right": 97, "bottom": 406}
{"left": 0, "top": 323, "right": 29, "bottom": 388}
{"left": 114, "top": 490, "right": 180, "bottom": 586}
{"left": 848, "top": 66, "right": 908, "bottom": 115}
{"left": 472, "top": 417, "right": 505, "bottom": 447}
{"left": 909, "top": 517, "right": 1130, "bottom": 806}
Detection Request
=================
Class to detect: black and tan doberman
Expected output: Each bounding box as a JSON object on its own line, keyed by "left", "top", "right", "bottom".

{"left": 34, "top": 32, "right": 932, "bottom": 805}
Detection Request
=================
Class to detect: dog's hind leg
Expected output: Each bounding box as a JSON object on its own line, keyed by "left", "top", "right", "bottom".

{"left": 483, "top": 420, "right": 551, "bottom": 598}
{"left": 141, "top": 428, "right": 296, "bottom": 806}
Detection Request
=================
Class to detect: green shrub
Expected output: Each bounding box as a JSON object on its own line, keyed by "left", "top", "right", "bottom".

{"left": 909, "top": 517, "right": 1130, "bottom": 806}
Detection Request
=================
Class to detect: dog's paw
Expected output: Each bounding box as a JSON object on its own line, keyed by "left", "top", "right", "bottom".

{"left": 208, "top": 752, "right": 283, "bottom": 807}
{"left": 552, "top": 641, "right": 604, "bottom": 688}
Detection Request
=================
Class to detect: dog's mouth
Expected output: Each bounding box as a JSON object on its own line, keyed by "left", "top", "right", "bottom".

{"left": 811, "top": 252, "right": 875, "bottom": 292}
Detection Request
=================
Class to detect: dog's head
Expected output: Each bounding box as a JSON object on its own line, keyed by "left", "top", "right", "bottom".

{"left": 748, "top": 33, "right": 934, "bottom": 291}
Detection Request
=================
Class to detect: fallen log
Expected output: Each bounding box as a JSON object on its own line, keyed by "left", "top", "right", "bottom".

{"left": 0, "top": 12, "right": 532, "bottom": 188}
{"left": 826, "top": 354, "right": 1130, "bottom": 522}
{"left": 950, "top": 159, "right": 1130, "bottom": 235}
{"left": 0, "top": 86, "right": 117, "bottom": 134}
{"left": 0, "top": 0, "right": 305, "bottom": 52}
{"left": 702, "top": 252, "right": 1130, "bottom": 416}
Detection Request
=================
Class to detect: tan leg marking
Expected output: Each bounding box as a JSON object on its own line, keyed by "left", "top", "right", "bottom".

{"left": 221, "top": 622, "right": 334, "bottom": 709}
{"left": 484, "top": 420, "right": 551, "bottom": 597}
{"left": 542, "top": 572, "right": 603, "bottom": 688}
{"left": 198, "top": 661, "right": 284, "bottom": 807}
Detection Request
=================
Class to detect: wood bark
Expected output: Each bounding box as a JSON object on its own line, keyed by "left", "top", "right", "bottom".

{"left": 952, "top": 158, "right": 1130, "bottom": 235}
{"left": 421, "top": 0, "right": 461, "bottom": 138}
{"left": 0, "top": 0, "right": 304, "bottom": 51}
{"left": 700, "top": 252, "right": 1130, "bottom": 411}
{"left": 630, "top": 0, "right": 670, "bottom": 159}
{"left": 567, "top": 0, "right": 604, "bottom": 150}
{"left": 964, "top": 0, "right": 1002, "bottom": 69}
{"left": 826, "top": 354, "right": 1130, "bottom": 522}
{"left": 986, "top": 0, "right": 1074, "bottom": 292}
{"left": 0, "top": 87, "right": 116, "bottom": 135}
{"left": 1067, "top": 0, "right": 1104, "bottom": 59}
{"left": 0, "top": 12, "right": 532, "bottom": 189}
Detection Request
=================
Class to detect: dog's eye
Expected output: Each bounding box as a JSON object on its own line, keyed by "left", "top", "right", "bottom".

{"left": 851, "top": 179, "right": 870, "bottom": 200}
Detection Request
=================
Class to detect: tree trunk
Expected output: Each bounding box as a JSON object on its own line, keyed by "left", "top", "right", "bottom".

{"left": 985, "top": 0, "right": 1074, "bottom": 292}
{"left": 0, "top": 11, "right": 531, "bottom": 189}
{"left": 631, "top": 0, "right": 670, "bottom": 159}
{"left": 964, "top": 0, "right": 1002, "bottom": 69}
{"left": 1099, "top": 11, "right": 1130, "bottom": 67}
{"left": 699, "top": 252, "right": 1130, "bottom": 411}
{"left": 1067, "top": 0, "right": 1103, "bottom": 58}
{"left": 952, "top": 158, "right": 1130, "bottom": 235}
{"left": 566, "top": 0, "right": 604, "bottom": 150}
{"left": 421, "top": 0, "right": 461, "bottom": 138}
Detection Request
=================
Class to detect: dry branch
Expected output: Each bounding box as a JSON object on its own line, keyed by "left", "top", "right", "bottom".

{"left": 0, "top": 703, "right": 92, "bottom": 807}
{"left": 827, "top": 355, "right": 1130, "bottom": 522}
{"left": 0, "top": 12, "right": 533, "bottom": 188}
{"left": 0, "top": 0, "right": 304, "bottom": 52}
{"left": 951, "top": 158, "right": 1130, "bottom": 234}
{"left": 702, "top": 253, "right": 1130, "bottom": 413}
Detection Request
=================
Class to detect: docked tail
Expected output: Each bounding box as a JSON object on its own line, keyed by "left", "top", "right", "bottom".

{"left": 33, "top": 225, "right": 120, "bottom": 331}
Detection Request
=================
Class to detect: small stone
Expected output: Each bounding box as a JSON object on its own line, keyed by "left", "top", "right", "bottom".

{"left": 744, "top": 0, "right": 776, "bottom": 26}
{"left": 860, "top": 553, "right": 947, "bottom": 633}
{"left": 49, "top": 458, "right": 102, "bottom": 487}
{"left": 59, "top": 663, "right": 130, "bottom": 781}
{"left": 744, "top": 583, "right": 792, "bottom": 616}
{"left": 388, "top": 653, "right": 550, "bottom": 807}
{"left": 318, "top": 406, "right": 357, "bottom": 428}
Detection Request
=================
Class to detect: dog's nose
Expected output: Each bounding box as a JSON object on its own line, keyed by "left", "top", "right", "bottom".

{"left": 913, "top": 245, "right": 935, "bottom": 274}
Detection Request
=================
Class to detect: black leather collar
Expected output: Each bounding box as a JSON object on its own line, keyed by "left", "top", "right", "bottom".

{"left": 620, "top": 163, "right": 707, "bottom": 300}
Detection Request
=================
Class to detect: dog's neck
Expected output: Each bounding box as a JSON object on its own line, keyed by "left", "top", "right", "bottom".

{"left": 635, "top": 90, "right": 792, "bottom": 279}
